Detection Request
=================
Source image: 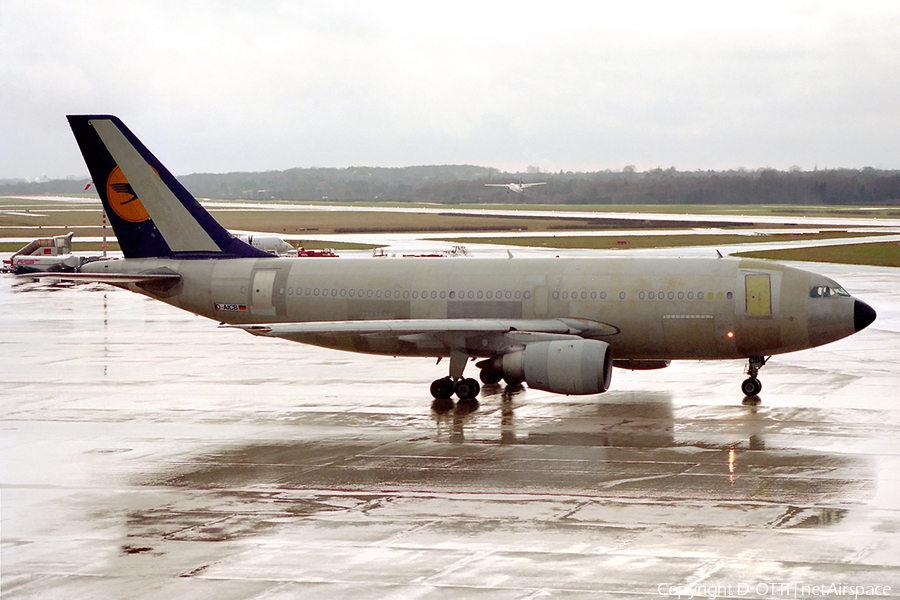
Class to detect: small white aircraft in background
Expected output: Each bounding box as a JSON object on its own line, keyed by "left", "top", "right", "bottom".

{"left": 484, "top": 181, "right": 547, "bottom": 194}
{"left": 233, "top": 232, "right": 295, "bottom": 256}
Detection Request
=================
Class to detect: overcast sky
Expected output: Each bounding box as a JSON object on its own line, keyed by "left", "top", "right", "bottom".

{"left": 3, "top": 1, "right": 900, "bottom": 180}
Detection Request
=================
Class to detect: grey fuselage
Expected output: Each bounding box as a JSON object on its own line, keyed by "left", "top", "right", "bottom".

{"left": 83, "top": 255, "right": 861, "bottom": 361}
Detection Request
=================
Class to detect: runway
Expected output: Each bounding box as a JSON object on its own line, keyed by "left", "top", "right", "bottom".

{"left": 2, "top": 262, "right": 899, "bottom": 599}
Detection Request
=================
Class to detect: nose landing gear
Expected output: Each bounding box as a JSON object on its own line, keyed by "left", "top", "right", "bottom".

{"left": 741, "top": 356, "right": 768, "bottom": 397}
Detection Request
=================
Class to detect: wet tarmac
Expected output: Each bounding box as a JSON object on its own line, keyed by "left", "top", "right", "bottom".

{"left": 2, "top": 262, "right": 899, "bottom": 599}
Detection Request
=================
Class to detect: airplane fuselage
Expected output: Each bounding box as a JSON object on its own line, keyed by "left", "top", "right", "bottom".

{"left": 84, "top": 255, "right": 861, "bottom": 361}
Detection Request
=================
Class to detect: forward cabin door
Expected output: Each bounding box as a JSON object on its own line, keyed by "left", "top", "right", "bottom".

{"left": 745, "top": 274, "right": 772, "bottom": 317}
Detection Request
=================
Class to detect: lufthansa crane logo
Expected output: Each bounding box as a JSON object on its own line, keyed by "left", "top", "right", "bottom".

{"left": 106, "top": 166, "right": 151, "bottom": 223}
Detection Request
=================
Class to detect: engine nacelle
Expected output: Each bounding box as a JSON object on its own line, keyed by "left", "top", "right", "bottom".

{"left": 499, "top": 339, "right": 613, "bottom": 395}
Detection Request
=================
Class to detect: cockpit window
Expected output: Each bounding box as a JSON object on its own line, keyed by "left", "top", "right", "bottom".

{"left": 809, "top": 286, "right": 851, "bottom": 298}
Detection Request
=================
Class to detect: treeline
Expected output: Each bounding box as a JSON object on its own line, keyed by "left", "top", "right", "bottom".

{"left": 4, "top": 166, "right": 900, "bottom": 205}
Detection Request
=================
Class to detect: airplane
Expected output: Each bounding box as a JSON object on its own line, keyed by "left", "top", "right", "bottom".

{"left": 232, "top": 232, "right": 295, "bottom": 256}
{"left": 37, "top": 115, "right": 876, "bottom": 404}
{"left": 485, "top": 181, "right": 547, "bottom": 194}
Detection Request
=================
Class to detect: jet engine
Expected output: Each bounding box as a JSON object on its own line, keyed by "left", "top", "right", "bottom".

{"left": 492, "top": 339, "right": 613, "bottom": 395}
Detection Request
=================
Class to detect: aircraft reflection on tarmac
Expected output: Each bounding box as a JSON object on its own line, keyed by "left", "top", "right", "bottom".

{"left": 431, "top": 387, "right": 769, "bottom": 452}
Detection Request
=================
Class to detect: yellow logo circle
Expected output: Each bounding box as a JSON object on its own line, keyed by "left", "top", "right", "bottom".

{"left": 106, "top": 166, "right": 150, "bottom": 223}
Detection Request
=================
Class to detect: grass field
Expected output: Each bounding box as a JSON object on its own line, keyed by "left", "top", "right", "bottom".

{"left": 435, "top": 231, "right": 894, "bottom": 251}
{"left": 3, "top": 196, "right": 898, "bottom": 266}
{"left": 0, "top": 202, "right": 778, "bottom": 241}
{"left": 733, "top": 241, "right": 900, "bottom": 268}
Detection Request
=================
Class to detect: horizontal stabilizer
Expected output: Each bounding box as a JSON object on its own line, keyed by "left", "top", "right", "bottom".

{"left": 18, "top": 271, "right": 182, "bottom": 285}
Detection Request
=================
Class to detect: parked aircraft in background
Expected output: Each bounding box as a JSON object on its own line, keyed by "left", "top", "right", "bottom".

{"left": 485, "top": 181, "right": 547, "bottom": 194}
{"left": 34, "top": 115, "right": 876, "bottom": 405}
{"left": 233, "top": 232, "right": 294, "bottom": 256}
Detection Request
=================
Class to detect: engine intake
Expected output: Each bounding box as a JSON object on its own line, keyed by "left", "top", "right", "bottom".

{"left": 498, "top": 339, "right": 612, "bottom": 395}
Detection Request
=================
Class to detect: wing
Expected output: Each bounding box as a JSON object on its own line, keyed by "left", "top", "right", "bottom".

{"left": 225, "top": 317, "right": 619, "bottom": 356}
{"left": 520, "top": 182, "right": 547, "bottom": 188}
{"left": 484, "top": 184, "right": 509, "bottom": 187}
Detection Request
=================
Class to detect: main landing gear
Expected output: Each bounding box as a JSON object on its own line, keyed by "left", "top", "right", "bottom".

{"left": 741, "top": 356, "right": 768, "bottom": 397}
{"left": 430, "top": 376, "right": 480, "bottom": 401}
{"left": 431, "top": 349, "right": 481, "bottom": 402}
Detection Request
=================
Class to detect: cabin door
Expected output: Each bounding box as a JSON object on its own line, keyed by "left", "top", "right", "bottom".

{"left": 745, "top": 274, "right": 772, "bottom": 317}
{"left": 251, "top": 269, "right": 278, "bottom": 316}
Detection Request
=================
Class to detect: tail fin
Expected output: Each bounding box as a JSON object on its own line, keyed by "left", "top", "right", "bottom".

{"left": 67, "top": 115, "right": 270, "bottom": 259}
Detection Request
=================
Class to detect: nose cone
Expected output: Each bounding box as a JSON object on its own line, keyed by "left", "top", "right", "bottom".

{"left": 854, "top": 300, "right": 877, "bottom": 332}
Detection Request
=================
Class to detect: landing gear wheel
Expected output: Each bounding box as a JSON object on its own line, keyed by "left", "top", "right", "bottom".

{"left": 430, "top": 377, "right": 455, "bottom": 399}
{"left": 454, "top": 378, "right": 481, "bottom": 400}
{"left": 741, "top": 377, "right": 762, "bottom": 397}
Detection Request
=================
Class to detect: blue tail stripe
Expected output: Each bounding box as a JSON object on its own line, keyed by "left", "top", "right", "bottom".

{"left": 68, "top": 115, "right": 270, "bottom": 259}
